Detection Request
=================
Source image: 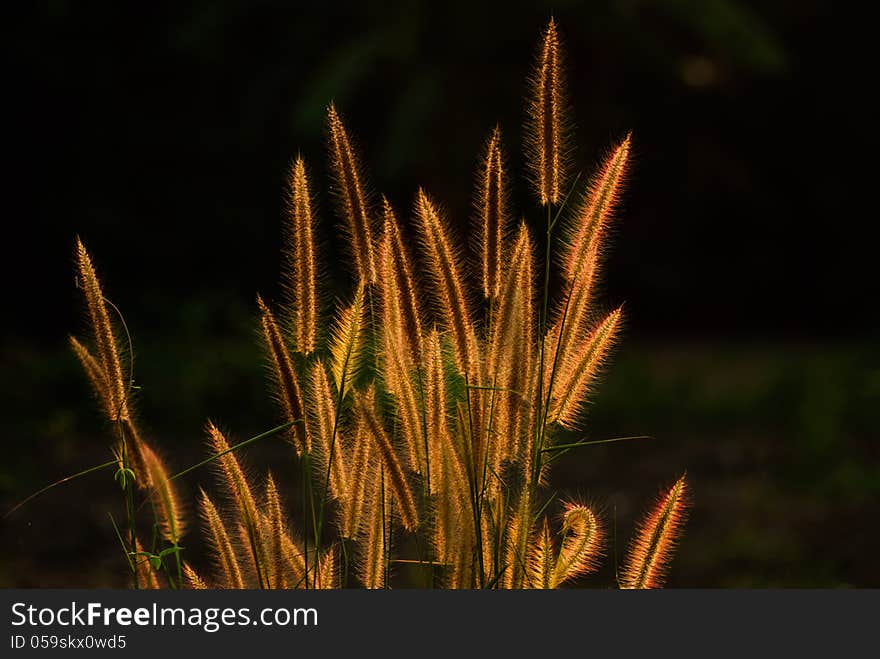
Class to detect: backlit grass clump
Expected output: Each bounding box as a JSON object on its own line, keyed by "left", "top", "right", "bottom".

{"left": 68, "top": 19, "right": 688, "bottom": 589}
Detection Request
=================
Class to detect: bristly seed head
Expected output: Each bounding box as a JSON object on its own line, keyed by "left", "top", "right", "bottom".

{"left": 526, "top": 18, "right": 569, "bottom": 207}
{"left": 326, "top": 103, "right": 377, "bottom": 284}
{"left": 282, "top": 156, "right": 318, "bottom": 355}
{"left": 620, "top": 475, "right": 690, "bottom": 589}
{"left": 479, "top": 126, "right": 507, "bottom": 299}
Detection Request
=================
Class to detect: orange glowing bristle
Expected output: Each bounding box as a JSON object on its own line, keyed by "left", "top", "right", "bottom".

{"left": 551, "top": 137, "right": 630, "bottom": 370}
{"left": 134, "top": 537, "right": 162, "bottom": 589}
{"left": 503, "top": 490, "right": 534, "bottom": 589}
{"left": 486, "top": 222, "right": 535, "bottom": 474}
{"left": 327, "top": 283, "right": 368, "bottom": 402}
{"left": 381, "top": 323, "right": 425, "bottom": 475}
{"left": 338, "top": 418, "right": 370, "bottom": 539}
{"left": 69, "top": 336, "right": 112, "bottom": 420}
{"left": 378, "top": 211, "right": 425, "bottom": 474}
{"left": 415, "top": 189, "right": 479, "bottom": 381}
{"left": 562, "top": 135, "right": 630, "bottom": 282}
{"left": 424, "top": 330, "right": 450, "bottom": 496}
{"left": 183, "top": 563, "right": 208, "bottom": 589}
{"left": 551, "top": 503, "right": 602, "bottom": 587}
{"left": 526, "top": 18, "right": 569, "bottom": 206}
{"left": 263, "top": 473, "right": 288, "bottom": 588}
{"left": 548, "top": 306, "right": 623, "bottom": 429}
{"left": 526, "top": 517, "right": 555, "bottom": 589}
{"left": 207, "top": 422, "right": 269, "bottom": 585}
{"left": 380, "top": 197, "right": 424, "bottom": 363}
{"left": 198, "top": 488, "right": 244, "bottom": 589}
{"left": 478, "top": 126, "right": 507, "bottom": 299}
{"left": 360, "top": 462, "right": 389, "bottom": 589}
{"left": 74, "top": 238, "right": 128, "bottom": 421}
{"left": 257, "top": 295, "right": 309, "bottom": 455}
{"left": 354, "top": 387, "right": 419, "bottom": 532}
{"left": 308, "top": 360, "right": 347, "bottom": 501}
{"left": 282, "top": 157, "right": 318, "bottom": 354}
{"left": 140, "top": 442, "right": 186, "bottom": 543}
{"left": 620, "top": 475, "right": 690, "bottom": 589}
{"left": 326, "top": 103, "right": 377, "bottom": 284}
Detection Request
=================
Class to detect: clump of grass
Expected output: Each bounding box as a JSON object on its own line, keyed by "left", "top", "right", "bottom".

{"left": 60, "top": 19, "right": 689, "bottom": 589}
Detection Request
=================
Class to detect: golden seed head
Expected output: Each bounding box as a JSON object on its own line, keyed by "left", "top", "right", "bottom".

{"left": 282, "top": 156, "right": 318, "bottom": 354}
{"left": 415, "top": 189, "right": 479, "bottom": 381}
{"left": 257, "top": 295, "right": 309, "bottom": 454}
{"left": 620, "top": 475, "right": 690, "bottom": 589}
{"left": 525, "top": 18, "right": 569, "bottom": 206}
{"left": 478, "top": 126, "right": 507, "bottom": 298}
{"left": 326, "top": 103, "right": 377, "bottom": 284}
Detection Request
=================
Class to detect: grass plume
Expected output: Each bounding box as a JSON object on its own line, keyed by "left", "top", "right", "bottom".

{"left": 620, "top": 475, "right": 690, "bottom": 589}
{"left": 478, "top": 126, "right": 507, "bottom": 299}
{"left": 526, "top": 18, "right": 569, "bottom": 207}
{"left": 257, "top": 295, "right": 309, "bottom": 454}
{"left": 58, "top": 18, "right": 689, "bottom": 591}
{"left": 327, "top": 103, "right": 377, "bottom": 284}
{"left": 282, "top": 156, "right": 319, "bottom": 355}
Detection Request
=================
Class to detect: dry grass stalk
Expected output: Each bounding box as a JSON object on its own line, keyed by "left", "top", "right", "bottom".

{"left": 328, "top": 283, "right": 368, "bottom": 402}
{"left": 198, "top": 488, "right": 244, "bottom": 589}
{"left": 479, "top": 126, "right": 507, "bottom": 299}
{"left": 620, "top": 475, "right": 690, "bottom": 589}
{"left": 548, "top": 306, "right": 623, "bottom": 428}
{"left": 551, "top": 136, "right": 630, "bottom": 372}
{"left": 139, "top": 442, "right": 185, "bottom": 543}
{"left": 380, "top": 198, "right": 423, "bottom": 363}
{"left": 74, "top": 238, "right": 128, "bottom": 420}
{"left": 65, "top": 19, "right": 689, "bottom": 592}
{"left": 355, "top": 387, "right": 419, "bottom": 532}
{"left": 134, "top": 537, "right": 162, "bottom": 590}
{"left": 359, "top": 462, "right": 389, "bottom": 589}
{"left": 415, "top": 189, "right": 479, "bottom": 382}
{"left": 183, "top": 563, "right": 208, "bottom": 589}
{"left": 526, "top": 517, "right": 555, "bottom": 589}
{"left": 327, "top": 103, "right": 376, "bottom": 284}
{"left": 257, "top": 295, "right": 309, "bottom": 454}
{"left": 282, "top": 157, "right": 318, "bottom": 354}
{"left": 263, "top": 473, "right": 288, "bottom": 588}
{"left": 309, "top": 360, "right": 347, "bottom": 501}
{"left": 338, "top": 418, "right": 370, "bottom": 539}
{"left": 551, "top": 503, "right": 602, "bottom": 587}
{"left": 526, "top": 18, "right": 568, "bottom": 206}
{"left": 207, "top": 423, "right": 270, "bottom": 586}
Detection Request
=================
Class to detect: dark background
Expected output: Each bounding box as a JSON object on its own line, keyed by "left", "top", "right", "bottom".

{"left": 2, "top": 0, "right": 877, "bottom": 587}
